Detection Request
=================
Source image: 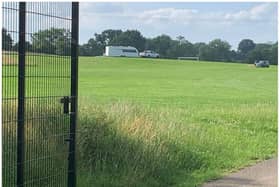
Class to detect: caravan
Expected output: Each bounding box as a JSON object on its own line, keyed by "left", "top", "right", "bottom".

{"left": 105, "top": 46, "right": 139, "bottom": 57}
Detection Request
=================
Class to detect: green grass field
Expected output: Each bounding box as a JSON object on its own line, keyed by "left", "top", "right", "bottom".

{"left": 77, "top": 57, "right": 277, "bottom": 186}
{"left": 2, "top": 54, "right": 277, "bottom": 186}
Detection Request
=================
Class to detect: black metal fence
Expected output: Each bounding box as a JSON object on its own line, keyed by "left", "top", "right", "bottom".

{"left": 2, "top": 2, "right": 79, "bottom": 186}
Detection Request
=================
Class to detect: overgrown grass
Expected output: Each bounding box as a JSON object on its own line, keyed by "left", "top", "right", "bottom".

{"left": 77, "top": 102, "right": 276, "bottom": 186}
{"left": 76, "top": 57, "right": 277, "bottom": 186}
{"left": 2, "top": 102, "right": 70, "bottom": 186}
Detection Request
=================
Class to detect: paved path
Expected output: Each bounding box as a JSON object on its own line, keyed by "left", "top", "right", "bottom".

{"left": 202, "top": 158, "right": 277, "bottom": 187}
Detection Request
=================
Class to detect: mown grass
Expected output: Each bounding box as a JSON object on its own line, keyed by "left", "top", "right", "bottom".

{"left": 76, "top": 57, "right": 277, "bottom": 186}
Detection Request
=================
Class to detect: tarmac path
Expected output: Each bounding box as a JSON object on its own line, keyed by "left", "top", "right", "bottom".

{"left": 202, "top": 158, "right": 277, "bottom": 187}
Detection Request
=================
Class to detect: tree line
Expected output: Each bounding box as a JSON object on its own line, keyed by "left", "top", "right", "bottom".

{"left": 2, "top": 28, "right": 71, "bottom": 56}
{"left": 80, "top": 29, "right": 278, "bottom": 65}
{"left": 2, "top": 28, "right": 278, "bottom": 65}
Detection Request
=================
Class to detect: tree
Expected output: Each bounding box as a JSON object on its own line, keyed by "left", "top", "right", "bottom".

{"left": 95, "top": 29, "right": 122, "bottom": 46}
{"left": 246, "top": 43, "right": 271, "bottom": 64}
{"left": 176, "top": 35, "right": 187, "bottom": 45}
{"left": 229, "top": 49, "right": 243, "bottom": 62}
{"left": 2, "top": 28, "right": 13, "bottom": 51}
{"left": 111, "top": 30, "right": 146, "bottom": 51}
{"left": 145, "top": 38, "right": 155, "bottom": 50}
{"left": 78, "top": 28, "right": 277, "bottom": 64}
{"left": 79, "top": 38, "right": 103, "bottom": 56}
{"left": 238, "top": 39, "right": 256, "bottom": 56}
{"left": 149, "top": 35, "right": 173, "bottom": 57}
{"left": 270, "top": 42, "right": 278, "bottom": 65}
{"left": 13, "top": 41, "right": 32, "bottom": 52}
{"left": 210, "top": 39, "right": 231, "bottom": 61}
{"left": 167, "top": 40, "right": 195, "bottom": 58}
{"left": 193, "top": 42, "right": 206, "bottom": 57}
{"left": 247, "top": 42, "right": 278, "bottom": 64}
{"left": 31, "top": 28, "right": 71, "bottom": 55}
{"left": 199, "top": 45, "right": 212, "bottom": 61}
{"left": 200, "top": 39, "right": 231, "bottom": 61}
{"left": 55, "top": 32, "right": 71, "bottom": 55}
{"left": 93, "top": 29, "right": 146, "bottom": 51}
{"left": 82, "top": 30, "right": 122, "bottom": 56}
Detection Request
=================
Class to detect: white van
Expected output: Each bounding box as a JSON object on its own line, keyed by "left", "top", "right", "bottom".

{"left": 105, "top": 46, "right": 139, "bottom": 57}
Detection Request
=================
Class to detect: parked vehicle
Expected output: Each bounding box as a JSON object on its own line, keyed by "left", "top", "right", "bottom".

{"left": 139, "top": 50, "right": 159, "bottom": 58}
{"left": 105, "top": 46, "right": 139, "bottom": 57}
{"left": 254, "top": 60, "right": 270, "bottom": 68}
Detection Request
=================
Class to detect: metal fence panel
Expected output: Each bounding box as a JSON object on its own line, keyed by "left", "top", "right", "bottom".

{"left": 2, "top": 2, "right": 19, "bottom": 186}
{"left": 2, "top": 2, "right": 79, "bottom": 187}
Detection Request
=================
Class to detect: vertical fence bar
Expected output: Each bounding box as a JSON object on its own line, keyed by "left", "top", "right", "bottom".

{"left": 17, "top": 2, "right": 26, "bottom": 186}
{"left": 68, "top": 2, "right": 79, "bottom": 187}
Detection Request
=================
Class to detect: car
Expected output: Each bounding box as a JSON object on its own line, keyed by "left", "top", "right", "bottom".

{"left": 254, "top": 60, "right": 270, "bottom": 68}
{"left": 139, "top": 50, "right": 159, "bottom": 58}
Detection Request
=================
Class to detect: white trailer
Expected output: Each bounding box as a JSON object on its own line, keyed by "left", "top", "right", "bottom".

{"left": 105, "top": 46, "right": 139, "bottom": 57}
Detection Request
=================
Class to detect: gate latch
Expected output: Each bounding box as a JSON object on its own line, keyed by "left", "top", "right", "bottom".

{"left": 60, "top": 96, "right": 71, "bottom": 114}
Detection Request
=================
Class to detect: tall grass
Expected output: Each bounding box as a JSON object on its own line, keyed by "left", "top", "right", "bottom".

{"left": 77, "top": 103, "right": 203, "bottom": 186}
{"left": 77, "top": 101, "right": 277, "bottom": 186}
{"left": 2, "top": 102, "right": 69, "bottom": 186}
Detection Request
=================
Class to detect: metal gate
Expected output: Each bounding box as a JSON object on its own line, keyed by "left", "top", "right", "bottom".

{"left": 2, "top": 2, "right": 79, "bottom": 186}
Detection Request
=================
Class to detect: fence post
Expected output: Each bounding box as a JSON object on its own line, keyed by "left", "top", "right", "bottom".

{"left": 17, "top": 2, "right": 26, "bottom": 186}
{"left": 68, "top": 2, "right": 79, "bottom": 187}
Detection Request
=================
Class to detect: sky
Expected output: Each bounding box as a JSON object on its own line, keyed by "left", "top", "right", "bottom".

{"left": 79, "top": 2, "right": 278, "bottom": 50}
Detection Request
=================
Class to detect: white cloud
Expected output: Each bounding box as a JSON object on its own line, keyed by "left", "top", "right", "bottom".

{"left": 136, "top": 3, "right": 276, "bottom": 25}
{"left": 250, "top": 3, "right": 274, "bottom": 19}
{"left": 80, "top": 3, "right": 276, "bottom": 26}
{"left": 224, "top": 3, "right": 276, "bottom": 22}
{"left": 138, "top": 8, "right": 198, "bottom": 24}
